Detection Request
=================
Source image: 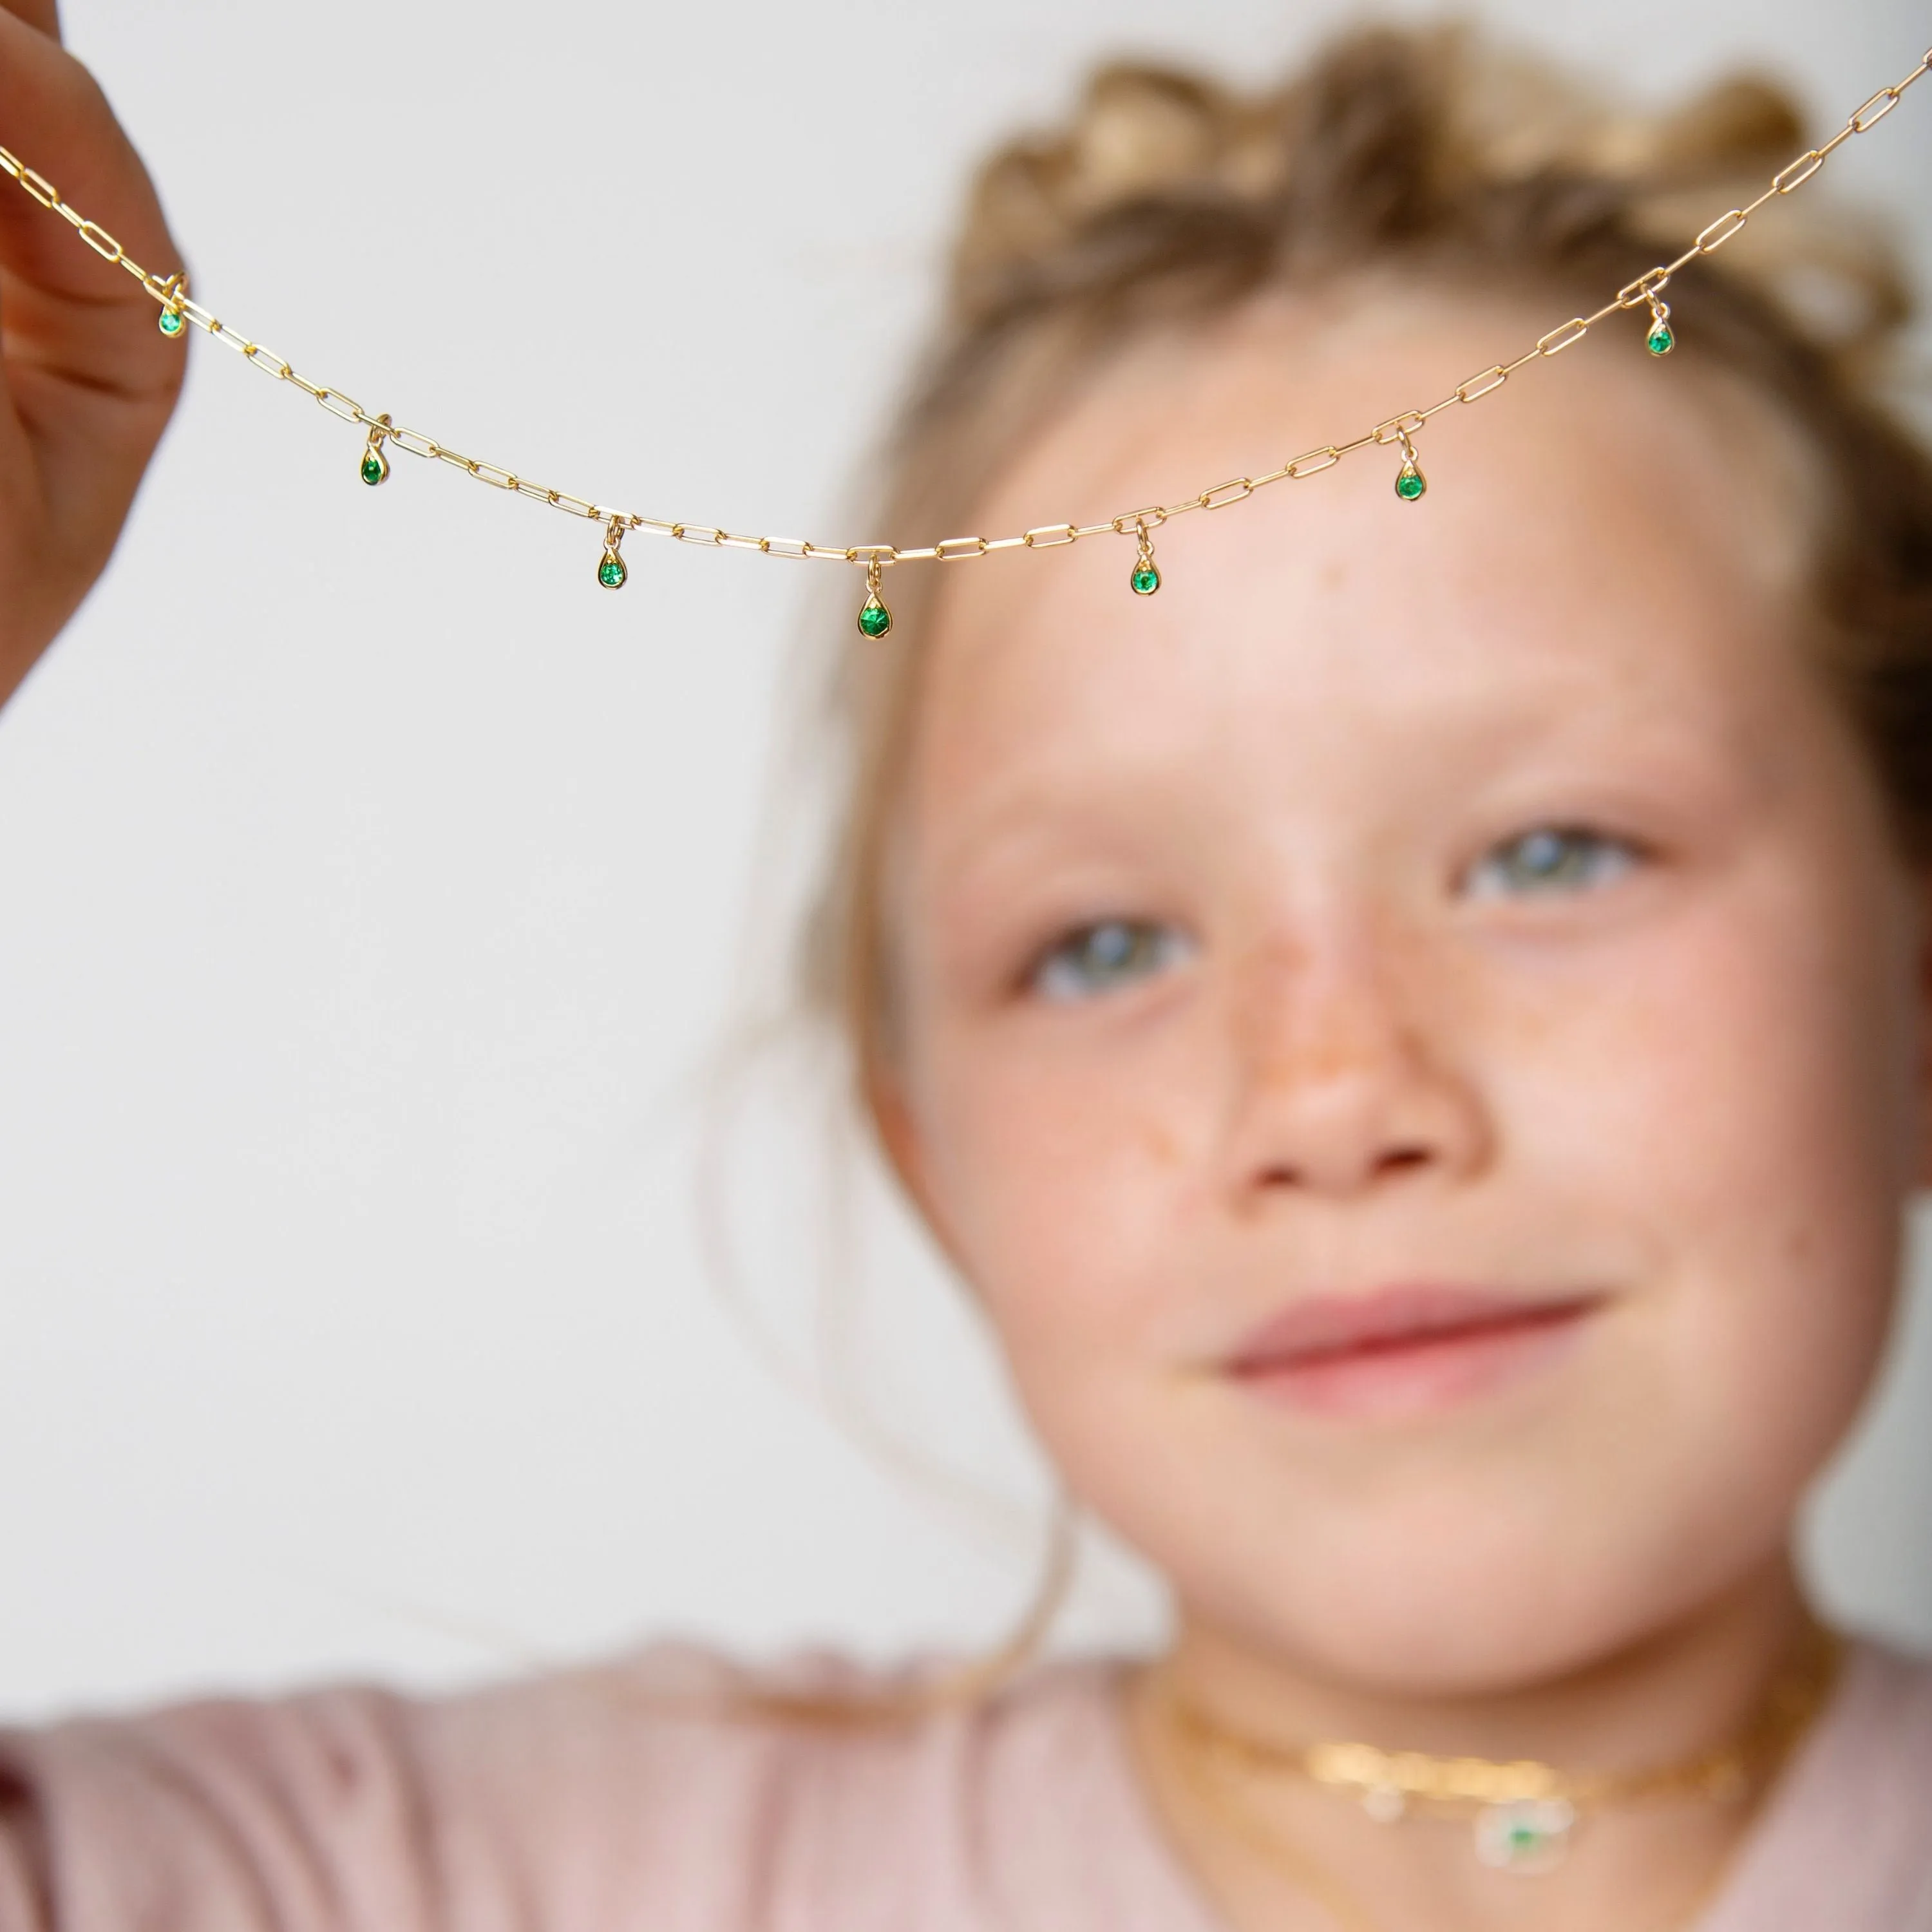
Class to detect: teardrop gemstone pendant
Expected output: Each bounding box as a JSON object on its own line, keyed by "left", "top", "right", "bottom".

{"left": 1392, "top": 426, "right": 1427, "bottom": 501}
{"left": 1645, "top": 293, "right": 1675, "bottom": 356}
{"left": 360, "top": 413, "right": 393, "bottom": 487}
{"left": 1473, "top": 1798, "right": 1576, "bottom": 1875}
{"left": 857, "top": 557, "right": 893, "bottom": 638}
{"left": 597, "top": 515, "right": 629, "bottom": 589}
{"left": 156, "top": 272, "right": 186, "bottom": 338}
{"left": 1130, "top": 518, "right": 1161, "bottom": 595}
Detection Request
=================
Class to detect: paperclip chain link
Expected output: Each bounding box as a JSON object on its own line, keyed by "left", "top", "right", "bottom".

{"left": 1, "top": 42, "right": 1926, "bottom": 578}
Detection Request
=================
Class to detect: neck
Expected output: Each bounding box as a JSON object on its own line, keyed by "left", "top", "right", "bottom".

{"left": 1155, "top": 1547, "right": 1817, "bottom": 1765}
{"left": 1124, "top": 1548, "right": 1834, "bottom": 1932}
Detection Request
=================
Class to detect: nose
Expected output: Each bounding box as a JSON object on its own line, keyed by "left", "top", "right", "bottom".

{"left": 1218, "top": 925, "right": 1489, "bottom": 1206}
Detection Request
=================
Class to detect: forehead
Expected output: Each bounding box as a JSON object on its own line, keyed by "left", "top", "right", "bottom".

{"left": 902, "top": 287, "right": 1817, "bottom": 848}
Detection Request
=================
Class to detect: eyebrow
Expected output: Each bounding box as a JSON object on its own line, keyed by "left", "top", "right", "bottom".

{"left": 922, "top": 761, "right": 1186, "bottom": 881}
{"left": 922, "top": 643, "right": 1780, "bottom": 878}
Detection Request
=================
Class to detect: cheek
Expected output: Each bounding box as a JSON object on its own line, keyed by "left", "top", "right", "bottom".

{"left": 1490, "top": 873, "right": 1914, "bottom": 1484}
{"left": 908, "top": 999, "right": 1218, "bottom": 1360}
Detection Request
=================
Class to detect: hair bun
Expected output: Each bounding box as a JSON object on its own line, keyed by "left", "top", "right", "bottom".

{"left": 1643, "top": 74, "right": 1805, "bottom": 178}
{"left": 945, "top": 28, "right": 1904, "bottom": 363}
{"left": 952, "top": 62, "right": 1285, "bottom": 321}
{"left": 1448, "top": 58, "right": 1803, "bottom": 187}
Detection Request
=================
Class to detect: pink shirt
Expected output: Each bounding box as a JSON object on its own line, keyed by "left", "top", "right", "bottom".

{"left": 2, "top": 1628, "right": 1929, "bottom": 1930}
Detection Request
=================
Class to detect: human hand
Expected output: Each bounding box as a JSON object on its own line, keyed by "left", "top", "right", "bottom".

{"left": 0, "top": 0, "right": 184, "bottom": 710}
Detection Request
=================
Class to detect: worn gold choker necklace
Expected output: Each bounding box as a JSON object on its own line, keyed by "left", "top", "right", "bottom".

{"left": 1161, "top": 1612, "right": 1846, "bottom": 1879}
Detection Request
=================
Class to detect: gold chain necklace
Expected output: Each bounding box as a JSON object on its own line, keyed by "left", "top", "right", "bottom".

{"left": 1171, "top": 1614, "right": 1844, "bottom": 1875}
{"left": 1151, "top": 1615, "right": 1847, "bottom": 1932}
{"left": 1164, "top": 1724, "right": 1747, "bottom": 1932}
{"left": 1, "top": 50, "right": 1926, "bottom": 636}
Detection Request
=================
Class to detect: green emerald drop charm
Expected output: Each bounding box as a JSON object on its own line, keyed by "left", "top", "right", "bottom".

{"left": 360, "top": 413, "right": 393, "bottom": 488}
{"left": 1645, "top": 295, "right": 1675, "bottom": 357}
{"left": 596, "top": 513, "right": 629, "bottom": 589}
{"left": 1131, "top": 564, "right": 1161, "bottom": 596}
{"left": 1391, "top": 428, "right": 1427, "bottom": 502}
{"left": 155, "top": 272, "right": 187, "bottom": 339}
{"left": 857, "top": 558, "right": 893, "bottom": 638}
{"left": 1473, "top": 1798, "right": 1575, "bottom": 1875}
{"left": 857, "top": 589, "right": 892, "bottom": 638}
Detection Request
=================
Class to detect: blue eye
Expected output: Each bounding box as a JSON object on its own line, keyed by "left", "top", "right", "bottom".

{"left": 1029, "top": 918, "right": 1189, "bottom": 1002}
{"left": 1467, "top": 824, "right": 1640, "bottom": 898}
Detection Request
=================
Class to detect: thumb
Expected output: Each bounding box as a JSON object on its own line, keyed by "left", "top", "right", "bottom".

{"left": 0, "top": 3, "right": 60, "bottom": 39}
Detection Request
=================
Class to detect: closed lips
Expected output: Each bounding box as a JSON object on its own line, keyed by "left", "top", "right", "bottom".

{"left": 1228, "top": 1284, "right": 1609, "bottom": 1372}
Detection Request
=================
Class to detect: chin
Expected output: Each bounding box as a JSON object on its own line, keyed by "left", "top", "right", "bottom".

{"left": 1115, "top": 1471, "right": 1792, "bottom": 1697}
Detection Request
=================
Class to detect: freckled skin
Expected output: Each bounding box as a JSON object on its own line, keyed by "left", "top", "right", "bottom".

{"left": 1139, "top": 1115, "right": 1184, "bottom": 1166}
{"left": 867, "top": 283, "right": 1932, "bottom": 1929}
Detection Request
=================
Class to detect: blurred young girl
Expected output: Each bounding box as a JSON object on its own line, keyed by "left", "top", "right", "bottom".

{"left": 1, "top": 8, "right": 1929, "bottom": 1929}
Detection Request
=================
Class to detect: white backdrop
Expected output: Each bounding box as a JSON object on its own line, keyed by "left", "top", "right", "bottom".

{"left": 1, "top": 0, "right": 1929, "bottom": 1723}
